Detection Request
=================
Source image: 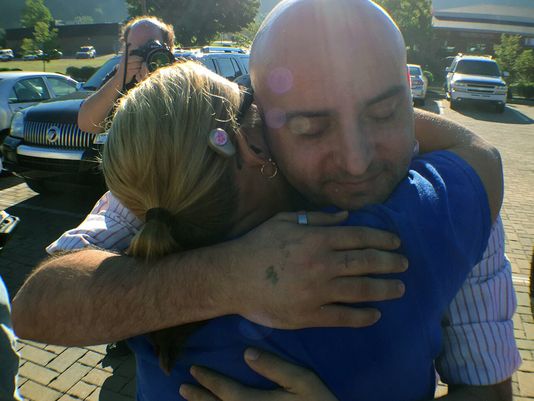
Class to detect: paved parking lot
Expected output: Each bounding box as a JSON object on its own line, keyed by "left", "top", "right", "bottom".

{"left": 1, "top": 94, "right": 533, "bottom": 400}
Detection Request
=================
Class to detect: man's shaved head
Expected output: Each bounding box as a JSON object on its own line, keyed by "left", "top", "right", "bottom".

{"left": 250, "top": 0, "right": 414, "bottom": 210}
{"left": 251, "top": 0, "right": 406, "bottom": 100}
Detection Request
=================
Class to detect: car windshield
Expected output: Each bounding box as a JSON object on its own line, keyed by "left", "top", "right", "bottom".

{"left": 409, "top": 66, "right": 421, "bottom": 76}
{"left": 82, "top": 57, "right": 120, "bottom": 90}
{"left": 456, "top": 60, "right": 501, "bottom": 76}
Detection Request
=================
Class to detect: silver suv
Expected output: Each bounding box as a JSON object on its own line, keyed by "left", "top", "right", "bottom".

{"left": 446, "top": 54, "right": 508, "bottom": 113}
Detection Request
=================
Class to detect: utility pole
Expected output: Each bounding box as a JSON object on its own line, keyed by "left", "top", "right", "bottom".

{"left": 141, "top": 0, "right": 148, "bottom": 14}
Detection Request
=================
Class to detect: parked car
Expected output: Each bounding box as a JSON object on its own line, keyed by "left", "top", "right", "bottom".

{"left": 194, "top": 48, "right": 249, "bottom": 82}
{"left": 445, "top": 54, "right": 508, "bottom": 113}
{"left": 175, "top": 47, "right": 249, "bottom": 82}
{"left": 407, "top": 64, "right": 428, "bottom": 106}
{"left": 0, "top": 71, "right": 79, "bottom": 148}
{"left": 1, "top": 56, "right": 118, "bottom": 192}
{"left": 45, "top": 49, "right": 63, "bottom": 60}
{"left": 1, "top": 48, "right": 250, "bottom": 193}
{"left": 22, "top": 51, "right": 42, "bottom": 61}
{"left": 76, "top": 46, "right": 96, "bottom": 59}
{"left": 0, "top": 49, "right": 15, "bottom": 61}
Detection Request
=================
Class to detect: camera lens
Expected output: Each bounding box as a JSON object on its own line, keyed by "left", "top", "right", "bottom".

{"left": 147, "top": 50, "right": 173, "bottom": 72}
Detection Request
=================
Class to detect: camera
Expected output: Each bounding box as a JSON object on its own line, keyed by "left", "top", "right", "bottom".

{"left": 129, "top": 40, "right": 175, "bottom": 72}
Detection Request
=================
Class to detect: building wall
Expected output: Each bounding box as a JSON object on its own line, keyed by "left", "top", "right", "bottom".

{"left": 5, "top": 23, "right": 121, "bottom": 57}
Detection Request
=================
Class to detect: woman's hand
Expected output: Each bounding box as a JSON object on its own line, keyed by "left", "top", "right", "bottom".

{"left": 179, "top": 348, "right": 339, "bottom": 401}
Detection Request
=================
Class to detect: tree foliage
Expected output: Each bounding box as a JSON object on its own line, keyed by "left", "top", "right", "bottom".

{"left": 125, "top": 0, "right": 260, "bottom": 46}
{"left": 19, "top": 0, "right": 58, "bottom": 60}
{"left": 494, "top": 34, "right": 523, "bottom": 83}
{"left": 21, "top": 0, "right": 53, "bottom": 28}
{"left": 374, "top": 0, "right": 437, "bottom": 71}
{"left": 515, "top": 49, "right": 534, "bottom": 82}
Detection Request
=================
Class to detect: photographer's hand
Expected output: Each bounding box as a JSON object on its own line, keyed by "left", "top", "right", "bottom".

{"left": 115, "top": 53, "right": 144, "bottom": 88}
{"left": 135, "top": 62, "right": 150, "bottom": 83}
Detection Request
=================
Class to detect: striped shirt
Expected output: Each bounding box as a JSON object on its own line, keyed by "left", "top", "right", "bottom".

{"left": 47, "top": 191, "right": 521, "bottom": 386}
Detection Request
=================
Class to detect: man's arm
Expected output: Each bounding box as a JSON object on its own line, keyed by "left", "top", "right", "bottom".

{"left": 78, "top": 54, "right": 145, "bottom": 133}
{"left": 414, "top": 108, "right": 503, "bottom": 222}
{"left": 12, "top": 212, "right": 407, "bottom": 346}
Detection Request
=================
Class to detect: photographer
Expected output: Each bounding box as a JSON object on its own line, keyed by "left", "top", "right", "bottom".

{"left": 78, "top": 16, "right": 175, "bottom": 134}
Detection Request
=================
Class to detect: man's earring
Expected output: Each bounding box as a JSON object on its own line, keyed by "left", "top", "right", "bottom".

{"left": 260, "top": 158, "right": 278, "bottom": 180}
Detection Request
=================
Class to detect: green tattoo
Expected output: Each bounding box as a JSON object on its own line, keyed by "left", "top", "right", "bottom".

{"left": 265, "top": 266, "right": 279, "bottom": 286}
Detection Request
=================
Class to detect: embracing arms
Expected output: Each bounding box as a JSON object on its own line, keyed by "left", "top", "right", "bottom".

{"left": 11, "top": 212, "right": 406, "bottom": 345}
{"left": 414, "top": 108, "right": 503, "bottom": 222}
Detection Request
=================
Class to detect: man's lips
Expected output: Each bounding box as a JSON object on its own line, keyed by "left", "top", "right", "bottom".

{"left": 330, "top": 171, "right": 382, "bottom": 191}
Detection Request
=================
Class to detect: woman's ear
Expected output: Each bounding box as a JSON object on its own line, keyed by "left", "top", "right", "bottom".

{"left": 235, "top": 131, "right": 266, "bottom": 168}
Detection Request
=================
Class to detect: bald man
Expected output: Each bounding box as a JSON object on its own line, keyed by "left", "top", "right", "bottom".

{"left": 13, "top": 1, "right": 518, "bottom": 400}
{"left": 78, "top": 16, "right": 175, "bottom": 134}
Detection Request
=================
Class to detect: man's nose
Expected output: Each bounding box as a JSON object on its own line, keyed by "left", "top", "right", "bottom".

{"left": 334, "top": 128, "right": 374, "bottom": 177}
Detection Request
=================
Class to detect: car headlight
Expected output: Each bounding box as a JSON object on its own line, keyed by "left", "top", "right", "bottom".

{"left": 495, "top": 86, "right": 507, "bottom": 94}
{"left": 93, "top": 132, "right": 108, "bottom": 145}
{"left": 452, "top": 81, "right": 466, "bottom": 88}
{"left": 10, "top": 112, "right": 24, "bottom": 139}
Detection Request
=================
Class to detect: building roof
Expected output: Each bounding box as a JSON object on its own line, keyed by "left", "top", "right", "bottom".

{"left": 6, "top": 23, "right": 120, "bottom": 41}
{"left": 432, "top": 0, "right": 534, "bottom": 36}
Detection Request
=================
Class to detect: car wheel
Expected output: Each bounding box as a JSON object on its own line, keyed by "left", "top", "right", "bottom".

{"left": 450, "top": 98, "right": 459, "bottom": 110}
{"left": 496, "top": 104, "right": 506, "bottom": 114}
{"left": 25, "top": 179, "right": 52, "bottom": 194}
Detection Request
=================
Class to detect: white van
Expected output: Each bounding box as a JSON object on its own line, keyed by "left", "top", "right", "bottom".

{"left": 0, "top": 49, "right": 15, "bottom": 61}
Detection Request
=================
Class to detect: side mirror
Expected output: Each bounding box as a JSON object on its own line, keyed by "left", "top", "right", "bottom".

{"left": 75, "top": 82, "right": 85, "bottom": 91}
{"left": 503, "top": 71, "right": 510, "bottom": 78}
{"left": 445, "top": 67, "right": 451, "bottom": 73}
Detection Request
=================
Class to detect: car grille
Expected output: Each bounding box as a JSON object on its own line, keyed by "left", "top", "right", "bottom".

{"left": 24, "top": 121, "right": 96, "bottom": 149}
{"left": 17, "top": 155, "right": 81, "bottom": 173}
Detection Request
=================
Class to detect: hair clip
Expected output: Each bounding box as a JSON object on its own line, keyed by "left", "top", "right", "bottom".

{"left": 208, "top": 128, "right": 236, "bottom": 158}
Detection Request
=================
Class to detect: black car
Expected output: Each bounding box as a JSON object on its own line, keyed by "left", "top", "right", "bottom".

{"left": 1, "top": 56, "right": 120, "bottom": 194}
{"left": 1, "top": 50, "right": 249, "bottom": 194}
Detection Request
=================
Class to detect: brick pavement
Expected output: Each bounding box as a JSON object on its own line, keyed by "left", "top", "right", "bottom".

{"left": 1, "top": 99, "right": 533, "bottom": 400}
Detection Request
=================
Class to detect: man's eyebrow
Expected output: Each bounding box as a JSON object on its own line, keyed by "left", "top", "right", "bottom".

{"left": 365, "top": 85, "right": 404, "bottom": 106}
{"left": 285, "top": 110, "right": 332, "bottom": 120}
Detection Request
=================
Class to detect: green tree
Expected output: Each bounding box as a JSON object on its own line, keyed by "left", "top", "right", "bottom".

{"left": 374, "top": 0, "right": 434, "bottom": 59}
{"left": 494, "top": 34, "right": 523, "bottom": 83}
{"left": 231, "top": 14, "right": 263, "bottom": 47}
{"left": 20, "top": 0, "right": 53, "bottom": 28}
{"left": 33, "top": 21, "right": 59, "bottom": 54}
{"left": 125, "top": 0, "right": 260, "bottom": 46}
{"left": 515, "top": 49, "right": 534, "bottom": 82}
{"left": 0, "top": 29, "right": 6, "bottom": 48}
{"left": 20, "top": 38, "right": 38, "bottom": 56}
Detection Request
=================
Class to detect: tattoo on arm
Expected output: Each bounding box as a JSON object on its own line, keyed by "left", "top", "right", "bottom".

{"left": 265, "top": 266, "right": 279, "bottom": 286}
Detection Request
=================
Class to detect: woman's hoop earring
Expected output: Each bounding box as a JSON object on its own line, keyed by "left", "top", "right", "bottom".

{"left": 260, "top": 158, "right": 278, "bottom": 180}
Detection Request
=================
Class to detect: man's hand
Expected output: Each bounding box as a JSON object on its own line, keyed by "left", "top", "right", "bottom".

{"left": 179, "top": 348, "right": 339, "bottom": 401}
{"left": 12, "top": 211, "right": 406, "bottom": 345}
{"left": 226, "top": 211, "right": 408, "bottom": 329}
{"left": 113, "top": 52, "right": 149, "bottom": 88}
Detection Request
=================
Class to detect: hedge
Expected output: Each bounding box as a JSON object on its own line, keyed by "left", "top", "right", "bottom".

{"left": 510, "top": 82, "right": 534, "bottom": 99}
{"left": 65, "top": 66, "right": 99, "bottom": 82}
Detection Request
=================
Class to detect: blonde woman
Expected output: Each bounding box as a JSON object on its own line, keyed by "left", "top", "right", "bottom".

{"left": 99, "top": 60, "right": 496, "bottom": 401}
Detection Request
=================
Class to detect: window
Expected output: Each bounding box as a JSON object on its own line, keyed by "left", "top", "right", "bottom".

{"left": 47, "top": 77, "right": 77, "bottom": 97}
{"left": 200, "top": 58, "right": 217, "bottom": 74}
{"left": 455, "top": 60, "right": 500, "bottom": 77}
{"left": 408, "top": 66, "right": 422, "bottom": 76}
{"left": 215, "top": 58, "right": 239, "bottom": 80}
{"left": 9, "top": 77, "right": 51, "bottom": 103}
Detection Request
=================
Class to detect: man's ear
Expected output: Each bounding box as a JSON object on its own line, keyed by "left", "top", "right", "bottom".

{"left": 235, "top": 129, "right": 269, "bottom": 168}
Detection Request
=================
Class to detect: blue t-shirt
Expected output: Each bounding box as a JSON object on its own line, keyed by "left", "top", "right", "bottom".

{"left": 129, "top": 151, "right": 491, "bottom": 401}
